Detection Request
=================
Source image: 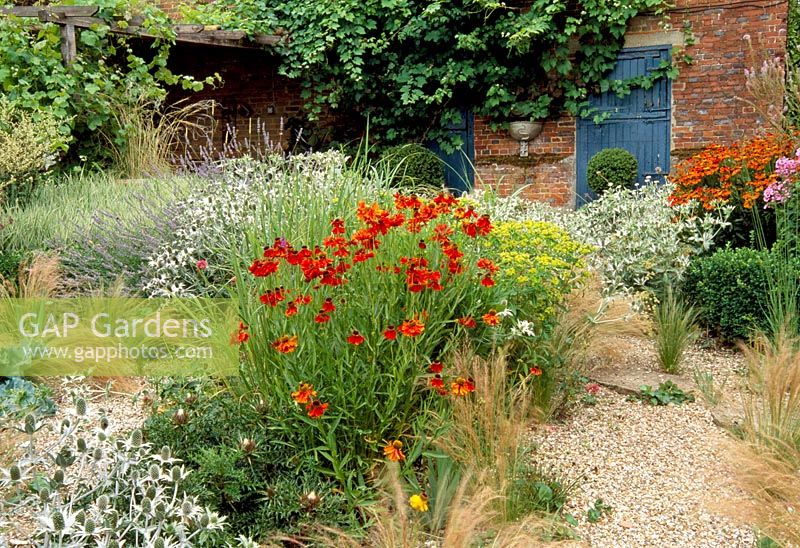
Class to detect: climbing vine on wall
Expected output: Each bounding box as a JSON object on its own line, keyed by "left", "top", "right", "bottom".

{"left": 184, "top": 0, "right": 679, "bottom": 148}
{"left": 0, "top": 0, "right": 215, "bottom": 163}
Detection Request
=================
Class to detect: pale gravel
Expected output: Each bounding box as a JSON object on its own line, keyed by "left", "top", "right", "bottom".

{"left": 0, "top": 378, "right": 146, "bottom": 546}
{"left": 529, "top": 338, "right": 756, "bottom": 548}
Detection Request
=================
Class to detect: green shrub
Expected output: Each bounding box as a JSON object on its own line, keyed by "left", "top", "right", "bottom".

{"left": 586, "top": 148, "right": 638, "bottom": 195}
{"left": 0, "top": 248, "right": 23, "bottom": 281}
{"left": 143, "top": 380, "right": 359, "bottom": 540}
{"left": 682, "top": 247, "right": 790, "bottom": 340}
{"left": 0, "top": 99, "right": 62, "bottom": 199}
{"left": 381, "top": 144, "right": 445, "bottom": 189}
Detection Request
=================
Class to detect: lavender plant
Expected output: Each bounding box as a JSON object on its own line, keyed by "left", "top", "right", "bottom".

{"left": 142, "top": 151, "right": 382, "bottom": 297}
{"left": 0, "top": 394, "right": 252, "bottom": 547}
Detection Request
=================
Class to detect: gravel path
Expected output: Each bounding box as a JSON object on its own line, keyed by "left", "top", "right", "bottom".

{"left": 530, "top": 338, "right": 755, "bottom": 547}
{"left": 0, "top": 377, "right": 146, "bottom": 546}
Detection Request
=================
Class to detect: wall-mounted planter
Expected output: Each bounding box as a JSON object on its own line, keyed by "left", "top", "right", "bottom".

{"left": 508, "top": 121, "right": 544, "bottom": 157}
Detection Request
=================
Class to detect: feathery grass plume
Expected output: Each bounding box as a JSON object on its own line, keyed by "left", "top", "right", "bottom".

{"left": 725, "top": 329, "right": 800, "bottom": 544}
{"left": 103, "top": 94, "right": 217, "bottom": 179}
{"left": 652, "top": 287, "right": 700, "bottom": 374}
{"left": 300, "top": 464, "right": 552, "bottom": 547}
{"left": 726, "top": 441, "right": 800, "bottom": 546}
{"left": 741, "top": 330, "right": 800, "bottom": 465}
{"left": 0, "top": 253, "right": 60, "bottom": 298}
{"left": 551, "top": 275, "right": 647, "bottom": 370}
{"left": 438, "top": 347, "right": 534, "bottom": 487}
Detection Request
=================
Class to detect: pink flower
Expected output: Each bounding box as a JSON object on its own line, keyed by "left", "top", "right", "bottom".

{"left": 764, "top": 180, "right": 792, "bottom": 207}
{"left": 775, "top": 156, "right": 799, "bottom": 178}
{"left": 585, "top": 382, "right": 601, "bottom": 395}
{"left": 196, "top": 259, "right": 208, "bottom": 270}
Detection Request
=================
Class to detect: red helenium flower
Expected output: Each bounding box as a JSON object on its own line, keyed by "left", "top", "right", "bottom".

{"left": 458, "top": 316, "right": 477, "bottom": 328}
{"left": 383, "top": 326, "right": 397, "bottom": 340}
{"left": 529, "top": 366, "right": 543, "bottom": 376}
{"left": 321, "top": 298, "right": 336, "bottom": 313}
{"left": 249, "top": 259, "right": 280, "bottom": 277}
{"left": 429, "top": 362, "right": 443, "bottom": 374}
{"left": 347, "top": 330, "right": 365, "bottom": 345}
{"left": 314, "top": 312, "right": 330, "bottom": 324}
{"left": 305, "top": 400, "right": 329, "bottom": 419}
{"left": 231, "top": 322, "right": 249, "bottom": 344}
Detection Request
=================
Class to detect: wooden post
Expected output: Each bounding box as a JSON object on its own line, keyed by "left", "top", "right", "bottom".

{"left": 60, "top": 23, "right": 76, "bottom": 65}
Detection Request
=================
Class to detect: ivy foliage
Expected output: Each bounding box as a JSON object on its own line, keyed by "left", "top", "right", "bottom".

{"left": 184, "top": 0, "right": 673, "bottom": 147}
{"left": 0, "top": 0, "right": 215, "bottom": 163}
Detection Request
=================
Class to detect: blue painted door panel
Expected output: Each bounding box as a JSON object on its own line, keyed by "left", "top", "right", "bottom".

{"left": 576, "top": 46, "right": 672, "bottom": 205}
{"left": 427, "top": 109, "right": 474, "bottom": 195}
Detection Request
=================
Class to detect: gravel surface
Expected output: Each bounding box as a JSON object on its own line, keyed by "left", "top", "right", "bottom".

{"left": 0, "top": 377, "right": 146, "bottom": 546}
{"left": 530, "top": 337, "right": 755, "bottom": 547}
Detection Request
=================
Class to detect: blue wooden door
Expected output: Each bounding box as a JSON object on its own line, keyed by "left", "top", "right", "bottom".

{"left": 576, "top": 46, "right": 672, "bottom": 205}
{"left": 428, "top": 109, "right": 474, "bottom": 195}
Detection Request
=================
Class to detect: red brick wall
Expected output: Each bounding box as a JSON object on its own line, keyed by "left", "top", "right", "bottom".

{"left": 166, "top": 44, "right": 337, "bottom": 156}
{"left": 474, "top": 0, "right": 788, "bottom": 207}
{"left": 162, "top": 0, "right": 788, "bottom": 206}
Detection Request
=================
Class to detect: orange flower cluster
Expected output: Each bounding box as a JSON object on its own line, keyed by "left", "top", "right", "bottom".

{"left": 426, "top": 360, "right": 476, "bottom": 397}
{"left": 248, "top": 193, "right": 502, "bottom": 351}
{"left": 291, "top": 382, "right": 329, "bottom": 418}
{"left": 383, "top": 439, "right": 406, "bottom": 462}
{"left": 670, "top": 135, "right": 793, "bottom": 210}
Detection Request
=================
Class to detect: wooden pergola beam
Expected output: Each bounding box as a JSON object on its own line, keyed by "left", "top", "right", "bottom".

{"left": 3, "top": 6, "right": 283, "bottom": 63}
{"left": 0, "top": 6, "right": 98, "bottom": 17}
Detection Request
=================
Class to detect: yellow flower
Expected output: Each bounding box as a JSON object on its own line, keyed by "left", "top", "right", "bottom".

{"left": 409, "top": 493, "right": 429, "bottom": 512}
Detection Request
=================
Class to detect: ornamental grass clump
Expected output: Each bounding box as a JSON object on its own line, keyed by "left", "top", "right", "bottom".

{"left": 652, "top": 288, "right": 700, "bottom": 374}
{"left": 726, "top": 332, "right": 800, "bottom": 545}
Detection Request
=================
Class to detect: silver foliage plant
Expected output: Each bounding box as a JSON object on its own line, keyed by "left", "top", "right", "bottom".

{"left": 0, "top": 395, "right": 253, "bottom": 547}
{"left": 471, "top": 181, "right": 732, "bottom": 299}
{"left": 142, "top": 151, "right": 377, "bottom": 297}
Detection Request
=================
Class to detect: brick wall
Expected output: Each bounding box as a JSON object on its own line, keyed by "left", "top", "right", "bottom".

{"left": 162, "top": 0, "right": 789, "bottom": 206}
{"left": 166, "top": 44, "right": 339, "bottom": 156}
{"left": 473, "top": 0, "right": 788, "bottom": 207}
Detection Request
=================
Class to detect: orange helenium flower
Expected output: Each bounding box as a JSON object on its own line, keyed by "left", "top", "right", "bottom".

{"left": 383, "top": 440, "right": 406, "bottom": 462}
{"left": 291, "top": 382, "right": 317, "bottom": 404}
{"left": 482, "top": 311, "right": 500, "bottom": 326}
{"left": 529, "top": 366, "right": 542, "bottom": 376}
{"left": 451, "top": 377, "right": 475, "bottom": 396}
{"left": 398, "top": 318, "right": 425, "bottom": 337}
{"left": 272, "top": 335, "right": 299, "bottom": 354}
